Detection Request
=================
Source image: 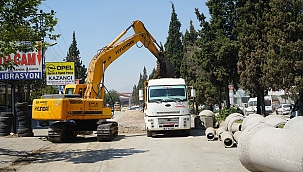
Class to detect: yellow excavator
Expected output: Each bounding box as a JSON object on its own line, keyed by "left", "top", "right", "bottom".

{"left": 32, "top": 20, "right": 174, "bottom": 142}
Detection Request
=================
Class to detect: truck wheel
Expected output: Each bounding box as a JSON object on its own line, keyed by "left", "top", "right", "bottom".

{"left": 147, "top": 130, "right": 152, "bottom": 137}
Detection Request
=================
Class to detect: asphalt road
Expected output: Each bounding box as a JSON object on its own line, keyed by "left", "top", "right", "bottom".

{"left": 0, "top": 127, "right": 248, "bottom": 172}
{"left": 0, "top": 110, "right": 256, "bottom": 172}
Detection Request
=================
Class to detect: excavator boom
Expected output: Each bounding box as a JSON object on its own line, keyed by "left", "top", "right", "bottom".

{"left": 85, "top": 20, "right": 174, "bottom": 99}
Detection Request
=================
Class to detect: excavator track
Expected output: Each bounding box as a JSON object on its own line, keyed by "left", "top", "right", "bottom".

{"left": 96, "top": 121, "right": 118, "bottom": 142}
{"left": 48, "top": 122, "right": 76, "bottom": 143}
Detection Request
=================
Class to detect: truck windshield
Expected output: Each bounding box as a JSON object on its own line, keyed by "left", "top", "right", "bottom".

{"left": 149, "top": 85, "right": 186, "bottom": 102}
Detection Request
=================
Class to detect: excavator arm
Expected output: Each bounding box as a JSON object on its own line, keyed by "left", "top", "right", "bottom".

{"left": 84, "top": 20, "right": 174, "bottom": 99}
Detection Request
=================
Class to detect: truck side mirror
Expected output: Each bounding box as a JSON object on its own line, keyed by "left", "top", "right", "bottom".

{"left": 139, "top": 90, "right": 143, "bottom": 101}
{"left": 191, "top": 89, "right": 196, "bottom": 98}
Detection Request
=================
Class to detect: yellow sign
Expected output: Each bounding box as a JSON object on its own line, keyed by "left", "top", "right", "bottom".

{"left": 46, "top": 62, "right": 74, "bottom": 75}
{"left": 46, "top": 62, "right": 75, "bottom": 85}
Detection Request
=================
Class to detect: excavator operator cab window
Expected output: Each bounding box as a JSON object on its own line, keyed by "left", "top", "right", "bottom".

{"left": 65, "top": 88, "right": 74, "bottom": 95}
{"left": 78, "top": 88, "right": 83, "bottom": 97}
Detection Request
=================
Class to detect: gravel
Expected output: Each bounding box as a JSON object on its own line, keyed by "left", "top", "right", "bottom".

{"left": 114, "top": 110, "right": 145, "bottom": 134}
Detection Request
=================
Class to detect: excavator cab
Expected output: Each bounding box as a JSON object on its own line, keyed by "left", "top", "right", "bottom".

{"left": 64, "top": 84, "right": 87, "bottom": 97}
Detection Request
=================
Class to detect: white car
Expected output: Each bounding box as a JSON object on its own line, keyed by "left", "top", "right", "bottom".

{"left": 276, "top": 104, "right": 292, "bottom": 115}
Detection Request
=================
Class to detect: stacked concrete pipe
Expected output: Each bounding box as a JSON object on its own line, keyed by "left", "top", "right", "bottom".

{"left": 238, "top": 122, "right": 303, "bottom": 172}
{"left": 221, "top": 131, "right": 235, "bottom": 148}
{"left": 216, "top": 127, "right": 225, "bottom": 141}
{"left": 224, "top": 113, "right": 243, "bottom": 131}
{"left": 241, "top": 113, "right": 264, "bottom": 131}
{"left": 233, "top": 131, "right": 241, "bottom": 144}
{"left": 231, "top": 123, "right": 242, "bottom": 133}
{"left": 205, "top": 127, "right": 216, "bottom": 141}
{"left": 284, "top": 116, "right": 303, "bottom": 132}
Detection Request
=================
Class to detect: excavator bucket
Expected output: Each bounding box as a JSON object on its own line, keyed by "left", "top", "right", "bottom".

{"left": 154, "top": 57, "right": 175, "bottom": 79}
{"left": 162, "top": 59, "right": 175, "bottom": 78}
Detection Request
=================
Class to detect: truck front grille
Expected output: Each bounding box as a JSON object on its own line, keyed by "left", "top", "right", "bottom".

{"left": 157, "top": 111, "right": 180, "bottom": 115}
{"left": 158, "top": 117, "right": 179, "bottom": 125}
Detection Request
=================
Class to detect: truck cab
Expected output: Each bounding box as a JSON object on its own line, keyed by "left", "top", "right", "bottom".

{"left": 140, "top": 78, "right": 195, "bottom": 137}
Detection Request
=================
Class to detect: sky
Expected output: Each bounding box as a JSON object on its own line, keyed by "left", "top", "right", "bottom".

{"left": 40, "top": 0, "right": 210, "bottom": 92}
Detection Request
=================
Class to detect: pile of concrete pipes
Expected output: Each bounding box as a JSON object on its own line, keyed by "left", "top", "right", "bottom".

{"left": 205, "top": 113, "right": 289, "bottom": 149}
{"left": 238, "top": 116, "right": 303, "bottom": 172}
{"left": 205, "top": 113, "right": 243, "bottom": 148}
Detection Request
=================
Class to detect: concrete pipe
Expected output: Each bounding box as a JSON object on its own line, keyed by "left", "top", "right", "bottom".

{"left": 199, "top": 110, "right": 215, "bottom": 117}
{"left": 219, "top": 121, "right": 225, "bottom": 128}
{"left": 205, "top": 127, "right": 216, "bottom": 141}
{"left": 227, "top": 116, "right": 243, "bottom": 133}
{"left": 284, "top": 116, "right": 303, "bottom": 132}
{"left": 231, "top": 122, "right": 242, "bottom": 133}
{"left": 262, "top": 115, "right": 287, "bottom": 128}
{"left": 216, "top": 127, "right": 225, "bottom": 141}
{"left": 233, "top": 131, "right": 241, "bottom": 144}
{"left": 241, "top": 114, "right": 264, "bottom": 131}
{"left": 199, "top": 110, "right": 215, "bottom": 128}
{"left": 238, "top": 122, "right": 303, "bottom": 172}
{"left": 221, "top": 131, "right": 235, "bottom": 148}
{"left": 224, "top": 113, "right": 243, "bottom": 130}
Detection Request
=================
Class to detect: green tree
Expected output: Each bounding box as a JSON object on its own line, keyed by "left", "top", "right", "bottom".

{"left": 263, "top": 0, "right": 303, "bottom": 115}
{"left": 236, "top": 0, "right": 271, "bottom": 115}
{"left": 104, "top": 89, "right": 120, "bottom": 107}
{"left": 194, "top": 0, "right": 239, "bottom": 109}
{"left": 181, "top": 20, "right": 201, "bottom": 113}
{"left": 64, "top": 31, "right": 87, "bottom": 84}
{"left": 0, "top": 0, "right": 59, "bottom": 56}
{"left": 0, "top": 0, "right": 59, "bottom": 103}
{"left": 131, "top": 67, "right": 148, "bottom": 105}
{"left": 164, "top": 2, "right": 183, "bottom": 78}
{"left": 148, "top": 68, "right": 156, "bottom": 80}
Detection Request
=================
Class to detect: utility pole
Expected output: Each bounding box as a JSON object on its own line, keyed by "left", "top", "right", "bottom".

{"left": 32, "top": 10, "right": 55, "bottom": 94}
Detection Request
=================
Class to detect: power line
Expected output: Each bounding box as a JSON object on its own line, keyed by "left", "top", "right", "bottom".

{"left": 42, "top": 2, "right": 52, "bottom": 10}
{"left": 56, "top": 24, "right": 69, "bottom": 50}
{"left": 41, "top": 2, "right": 68, "bottom": 58}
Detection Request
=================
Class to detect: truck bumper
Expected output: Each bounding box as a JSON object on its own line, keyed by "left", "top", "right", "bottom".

{"left": 145, "top": 115, "right": 191, "bottom": 131}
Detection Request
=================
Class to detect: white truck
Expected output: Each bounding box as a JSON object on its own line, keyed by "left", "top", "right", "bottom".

{"left": 245, "top": 96, "right": 275, "bottom": 115}
{"left": 139, "top": 78, "right": 195, "bottom": 137}
{"left": 245, "top": 97, "right": 257, "bottom": 115}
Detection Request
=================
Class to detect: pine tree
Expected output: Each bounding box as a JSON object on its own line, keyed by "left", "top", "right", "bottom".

{"left": 263, "top": 0, "right": 303, "bottom": 115}
{"left": 64, "top": 31, "right": 87, "bottom": 84}
{"left": 236, "top": 0, "right": 271, "bottom": 114}
{"left": 164, "top": 2, "right": 183, "bottom": 78}
{"left": 131, "top": 67, "right": 148, "bottom": 105}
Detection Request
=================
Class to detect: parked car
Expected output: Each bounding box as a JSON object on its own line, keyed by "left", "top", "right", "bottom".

{"left": 129, "top": 106, "right": 140, "bottom": 110}
{"left": 276, "top": 104, "right": 292, "bottom": 115}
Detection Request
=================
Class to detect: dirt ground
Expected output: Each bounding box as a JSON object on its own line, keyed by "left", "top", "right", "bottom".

{"left": 114, "top": 110, "right": 146, "bottom": 134}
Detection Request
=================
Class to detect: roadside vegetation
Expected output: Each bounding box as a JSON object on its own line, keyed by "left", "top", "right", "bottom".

{"left": 132, "top": 0, "right": 303, "bottom": 116}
